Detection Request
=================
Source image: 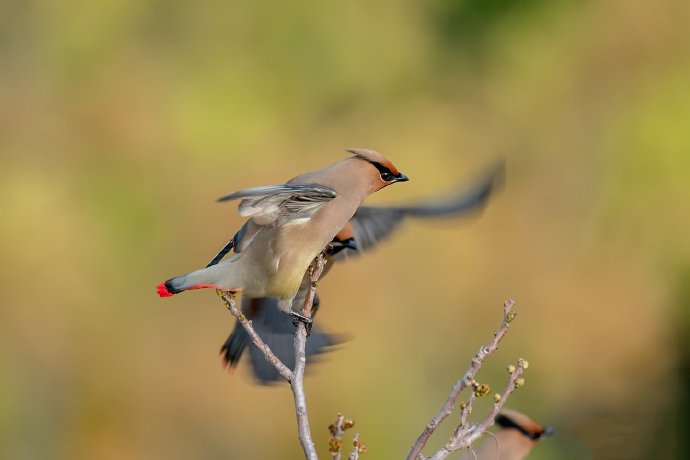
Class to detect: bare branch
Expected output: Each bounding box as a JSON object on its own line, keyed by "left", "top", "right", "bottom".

{"left": 219, "top": 268, "right": 524, "bottom": 460}
{"left": 217, "top": 290, "right": 293, "bottom": 382}
{"left": 348, "top": 433, "right": 367, "bottom": 460}
{"left": 328, "top": 413, "right": 346, "bottom": 460}
{"left": 406, "top": 299, "right": 518, "bottom": 460}
{"left": 428, "top": 359, "right": 527, "bottom": 460}
{"left": 329, "top": 413, "right": 357, "bottom": 459}
{"left": 217, "top": 252, "right": 327, "bottom": 460}
{"left": 291, "top": 253, "right": 327, "bottom": 460}
{"left": 468, "top": 446, "right": 478, "bottom": 460}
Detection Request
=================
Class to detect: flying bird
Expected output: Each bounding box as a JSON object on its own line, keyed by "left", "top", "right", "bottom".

{"left": 157, "top": 148, "right": 408, "bottom": 318}
{"left": 216, "top": 162, "right": 504, "bottom": 382}
{"left": 459, "top": 409, "right": 553, "bottom": 460}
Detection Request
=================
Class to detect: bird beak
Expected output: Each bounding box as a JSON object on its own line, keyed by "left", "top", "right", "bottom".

{"left": 328, "top": 237, "right": 358, "bottom": 255}
{"left": 393, "top": 173, "right": 409, "bottom": 183}
{"left": 342, "top": 238, "right": 358, "bottom": 251}
{"left": 541, "top": 426, "right": 555, "bottom": 438}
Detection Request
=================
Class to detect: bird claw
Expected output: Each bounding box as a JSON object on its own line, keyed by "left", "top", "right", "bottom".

{"left": 290, "top": 311, "right": 313, "bottom": 336}
{"left": 215, "top": 289, "right": 237, "bottom": 299}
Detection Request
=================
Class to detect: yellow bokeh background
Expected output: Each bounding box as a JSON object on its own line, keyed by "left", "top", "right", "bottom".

{"left": 2, "top": 1, "right": 690, "bottom": 458}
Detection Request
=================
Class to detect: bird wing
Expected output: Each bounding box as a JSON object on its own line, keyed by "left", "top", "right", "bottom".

{"left": 218, "top": 184, "right": 337, "bottom": 226}
{"left": 205, "top": 220, "right": 259, "bottom": 267}
{"left": 205, "top": 237, "right": 234, "bottom": 267}
{"left": 219, "top": 296, "right": 341, "bottom": 384}
{"left": 334, "top": 161, "right": 504, "bottom": 260}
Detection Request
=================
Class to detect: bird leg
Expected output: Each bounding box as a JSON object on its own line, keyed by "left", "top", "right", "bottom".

{"left": 291, "top": 250, "right": 327, "bottom": 336}
{"left": 291, "top": 311, "right": 314, "bottom": 336}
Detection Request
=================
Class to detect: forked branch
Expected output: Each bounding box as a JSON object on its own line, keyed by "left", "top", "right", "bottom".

{"left": 407, "top": 299, "right": 520, "bottom": 460}
{"left": 218, "top": 252, "right": 327, "bottom": 460}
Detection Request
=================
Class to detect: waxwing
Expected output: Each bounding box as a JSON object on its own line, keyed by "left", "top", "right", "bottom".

{"left": 458, "top": 409, "right": 553, "bottom": 460}
{"left": 157, "top": 149, "right": 408, "bottom": 317}
{"left": 216, "top": 162, "right": 504, "bottom": 382}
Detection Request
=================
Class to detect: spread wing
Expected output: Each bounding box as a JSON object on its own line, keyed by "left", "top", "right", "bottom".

{"left": 218, "top": 184, "right": 337, "bottom": 226}
{"left": 219, "top": 295, "right": 341, "bottom": 384}
{"left": 335, "top": 161, "right": 504, "bottom": 260}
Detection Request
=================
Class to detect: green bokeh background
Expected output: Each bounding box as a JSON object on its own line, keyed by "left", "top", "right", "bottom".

{"left": 2, "top": 0, "right": 690, "bottom": 458}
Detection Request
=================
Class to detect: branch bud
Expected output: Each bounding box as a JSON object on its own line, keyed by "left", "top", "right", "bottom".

{"left": 474, "top": 383, "right": 491, "bottom": 397}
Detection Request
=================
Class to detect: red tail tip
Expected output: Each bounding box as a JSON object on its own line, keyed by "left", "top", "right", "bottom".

{"left": 156, "top": 282, "right": 173, "bottom": 297}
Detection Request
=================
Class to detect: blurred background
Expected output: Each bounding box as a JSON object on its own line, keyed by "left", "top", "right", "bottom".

{"left": 2, "top": 0, "right": 690, "bottom": 458}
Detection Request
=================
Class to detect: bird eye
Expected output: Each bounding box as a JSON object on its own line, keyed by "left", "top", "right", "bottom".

{"left": 369, "top": 161, "right": 395, "bottom": 182}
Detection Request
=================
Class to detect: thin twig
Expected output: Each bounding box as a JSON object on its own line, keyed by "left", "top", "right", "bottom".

{"left": 329, "top": 413, "right": 357, "bottom": 459}
{"left": 348, "top": 433, "right": 366, "bottom": 460}
{"left": 217, "top": 290, "right": 293, "bottom": 382}
{"left": 468, "top": 446, "right": 478, "bottom": 460}
{"left": 217, "top": 252, "right": 327, "bottom": 460}
{"left": 458, "top": 392, "right": 476, "bottom": 428}
{"left": 329, "top": 413, "right": 346, "bottom": 460}
{"left": 406, "top": 299, "right": 517, "bottom": 460}
{"left": 428, "top": 360, "right": 526, "bottom": 460}
{"left": 292, "top": 253, "right": 327, "bottom": 460}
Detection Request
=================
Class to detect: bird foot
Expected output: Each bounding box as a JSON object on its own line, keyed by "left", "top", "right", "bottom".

{"left": 290, "top": 311, "right": 313, "bottom": 336}
{"left": 215, "top": 288, "right": 238, "bottom": 298}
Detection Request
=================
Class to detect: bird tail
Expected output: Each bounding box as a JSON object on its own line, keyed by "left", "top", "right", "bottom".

{"left": 156, "top": 275, "right": 189, "bottom": 297}
{"left": 156, "top": 264, "right": 228, "bottom": 297}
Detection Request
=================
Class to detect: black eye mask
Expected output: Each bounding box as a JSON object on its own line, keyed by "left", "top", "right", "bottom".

{"left": 369, "top": 161, "right": 407, "bottom": 182}
{"left": 495, "top": 414, "right": 554, "bottom": 440}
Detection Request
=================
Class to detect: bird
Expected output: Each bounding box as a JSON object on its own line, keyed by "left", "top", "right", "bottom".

{"left": 156, "top": 148, "right": 409, "bottom": 318}
{"left": 215, "top": 162, "right": 504, "bottom": 382}
{"left": 458, "top": 409, "right": 553, "bottom": 460}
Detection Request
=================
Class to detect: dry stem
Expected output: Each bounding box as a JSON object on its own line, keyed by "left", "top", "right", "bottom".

{"left": 217, "top": 290, "right": 293, "bottom": 381}
{"left": 428, "top": 360, "right": 527, "bottom": 460}
{"left": 291, "top": 253, "right": 326, "bottom": 460}
{"left": 407, "top": 299, "right": 518, "bottom": 460}
{"left": 329, "top": 413, "right": 358, "bottom": 459}
{"left": 348, "top": 433, "right": 366, "bottom": 460}
{"left": 218, "top": 252, "right": 327, "bottom": 460}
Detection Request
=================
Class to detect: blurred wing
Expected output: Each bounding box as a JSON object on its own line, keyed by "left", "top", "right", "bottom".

{"left": 346, "top": 207, "right": 406, "bottom": 255}
{"left": 219, "top": 296, "right": 340, "bottom": 384}
{"left": 218, "top": 184, "right": 337, "bottom": 226}
{"left": 389, "top": 160, "right": 503, "bottom": 217}
{"left": 335, "top": 161, "right": 504, "bottom": 260}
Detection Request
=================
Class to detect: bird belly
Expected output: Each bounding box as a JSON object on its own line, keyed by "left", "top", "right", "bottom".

{"left": 263, "top": 262, "right": 304, "bottom": 300}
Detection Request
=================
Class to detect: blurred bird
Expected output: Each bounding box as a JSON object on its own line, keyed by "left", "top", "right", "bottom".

{"left": 216, "top": 162, "right": 504, "bottom": 382}
{"left": 157, "top": 148, "right": 408, "bottom": 317}
{"left": 459, "top": 409, "right": 553, "bottom": 460}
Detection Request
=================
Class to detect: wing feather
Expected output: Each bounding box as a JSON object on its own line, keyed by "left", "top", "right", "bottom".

{"left": 218, "top": 184, "right": 337, "bottom": 226}
{"left": 334, "top": 161, "right": 503, "bottom": 260}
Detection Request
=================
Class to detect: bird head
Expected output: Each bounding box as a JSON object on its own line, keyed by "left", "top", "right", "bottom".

{"left": 496, "top": 409, "right": 553, "bottom": 441}
{"left": 347, "top": 148, "right": 409, "bottom": 192}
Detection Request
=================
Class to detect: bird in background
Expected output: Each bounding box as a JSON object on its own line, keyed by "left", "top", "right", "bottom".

{"left": 157, "top": 149, "right": 408, "bottom": 318}
{"left": 215, "top": 162, "right": 504, "bottom": 382}
{"left": 458, "top": 409, "right": 553, "bottom": 460}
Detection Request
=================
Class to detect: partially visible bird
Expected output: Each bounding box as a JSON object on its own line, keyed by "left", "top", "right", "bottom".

{"left": 459, "top": 409, "right": 553, "bottom": 460}
{"left": 156, "top": 148, "right": 408, "bottom": 316}
{"left": 216, "top": 162, "right": 504, "bottom": 382}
